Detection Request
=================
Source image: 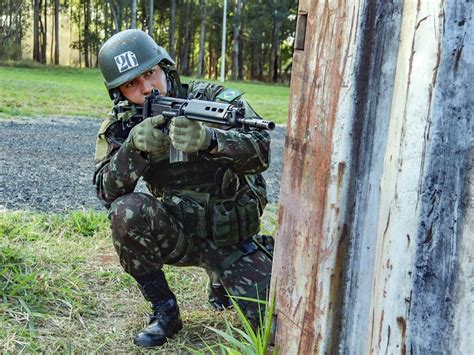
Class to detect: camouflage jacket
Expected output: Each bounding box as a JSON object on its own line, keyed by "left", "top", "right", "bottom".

{"left": 93, "top": 80, "right": 270, "bottom": 214}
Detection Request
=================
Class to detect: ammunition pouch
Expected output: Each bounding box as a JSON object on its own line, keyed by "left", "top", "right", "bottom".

{"left": 162, "top": 185, "right": 261, "bottom": 246}
{"left": 162, "top": 189, "right": 209, "bottom": 240}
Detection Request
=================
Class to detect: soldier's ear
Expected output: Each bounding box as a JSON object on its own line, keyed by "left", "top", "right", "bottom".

{"left": 110, "top": 88, "right": 122, "bottom": 104}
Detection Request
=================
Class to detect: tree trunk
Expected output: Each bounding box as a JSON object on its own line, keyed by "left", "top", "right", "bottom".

{"left": 271, "top": 1, "right": 473, "bottom": 353}
{"left": 257, "top": 41, "right": 263, "bottom": 81}
{"left": 148, "top": 0, "right": 154, "bottom": 36}
{"left": 33, "top": 0, "right": 40, "bottom": 61}
{"left": 198, "top": 0, "right": 206, "bottom": 77}
{"left": 238, "top": 17, "right": 244, "bottom": 80}
{"left": 231, "top": 0, "right": 241, "bottom": 80}
{"left": 250, "top": 42, "right": 255, "bottom": 80}
{"left": 104, "top": 1, "right": 109, "bottom": 38}
{"left": 131, "top": 0, "right": 136, "bottom": 29}
{"left": 269, "top": 9, "right": 280, "bottom": 82}
{"left": 169, "top": 0, "right": 176, "bottom": 58}
{"left": 109, "top": 0, "right": 122, "bottom": 33}
{"left": 208, "top": 26, "right": 213, "bottom": 79}
{"left": 94, "top": 2, "right": 100, "bottom": 66}
{"left": 50, "top": 1, "right": 54, "bottom": 63}
{"left": 40, "top": 0, "right": 47, "bottom": 64}
{"left": 84, "top": 0, "right": 90, "bottom": 68}
{"left": 213, "top": 26, "right": 218, "bottom": 80}
{"left": 180, "top": 0, "right": 191, "bottom": 75}
{"left": 54, "top": 0, "right": 59, "bottom": 64}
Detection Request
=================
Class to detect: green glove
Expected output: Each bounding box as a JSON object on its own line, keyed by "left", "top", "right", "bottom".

{"left": 125, "top": 115, "right": 170, "bottom": 157}
{"left": 169, "top": 116, "right": 212, "bottom": 153}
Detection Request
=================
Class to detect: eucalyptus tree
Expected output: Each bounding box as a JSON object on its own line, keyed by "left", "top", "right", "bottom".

{"left": 198, "top": 0, "right": 206, "bottom": 77}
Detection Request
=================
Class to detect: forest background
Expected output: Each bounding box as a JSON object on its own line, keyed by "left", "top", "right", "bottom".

{"left": 1, "top": 0, "right": 298, "bottom": 83}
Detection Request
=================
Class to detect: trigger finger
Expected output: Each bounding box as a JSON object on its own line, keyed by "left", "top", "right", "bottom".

{"left": 150, "top": 115, "right": 165, "bottom": 127}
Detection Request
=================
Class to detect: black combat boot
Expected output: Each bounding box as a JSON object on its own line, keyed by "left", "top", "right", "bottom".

{"left": 206, "top": 270, "right": 233, "bottom": 310}
{"left": 133, "top": 270, "right": 183, "bottom": 348}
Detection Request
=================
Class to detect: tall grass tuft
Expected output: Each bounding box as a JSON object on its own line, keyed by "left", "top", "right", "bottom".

{"left": 194, "top": 292, "right": 276, "bottom": 354}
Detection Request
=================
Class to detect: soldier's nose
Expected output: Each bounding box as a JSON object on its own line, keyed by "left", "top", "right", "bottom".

{"left": 142, "top": 82, "right": 153, "bottom": 97}
{"left": 136, "top": 76, "right": 153, "bottom": 96}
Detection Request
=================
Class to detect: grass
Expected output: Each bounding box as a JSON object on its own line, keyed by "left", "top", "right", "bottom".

{"left": 0, "top": 64, "right": 290, "bottom": 123}
{"left": 0, "top": 205, "right": 279, "bottom": 353}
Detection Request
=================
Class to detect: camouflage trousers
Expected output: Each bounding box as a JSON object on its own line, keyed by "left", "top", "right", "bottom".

{"left": 108, "top": 192, "right": 272, "bottom": 316}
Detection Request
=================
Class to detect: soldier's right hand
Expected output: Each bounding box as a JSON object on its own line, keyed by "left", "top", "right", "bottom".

{"left": 125, "top": 115, "right": 170, "bottom": 157}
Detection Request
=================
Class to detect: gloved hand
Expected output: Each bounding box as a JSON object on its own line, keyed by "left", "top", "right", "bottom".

{"left": 125, "top": 115, "right": 170, "bottom": 157}
{"left": 169, "top": 116, "right": 212, "bottom": 153}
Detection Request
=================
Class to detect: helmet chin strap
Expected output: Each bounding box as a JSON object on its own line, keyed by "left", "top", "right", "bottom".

{"left": 159, "top": 63, "right": 183, "bottom": 98}
{"left": 110, "top": 88, "right": 123, "bottom": 104}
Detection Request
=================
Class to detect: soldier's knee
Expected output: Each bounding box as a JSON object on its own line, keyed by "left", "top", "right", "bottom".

{"left": 109, "top": 192, "right": 161, "bottom": 229}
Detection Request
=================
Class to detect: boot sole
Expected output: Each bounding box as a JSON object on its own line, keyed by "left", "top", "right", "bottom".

{"left": 133, "top": 321, "right": 183, "bottom": 348}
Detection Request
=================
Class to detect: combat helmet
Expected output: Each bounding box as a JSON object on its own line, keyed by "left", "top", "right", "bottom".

{"left": 98, "top": 29, "right": 178, "bottom": 100}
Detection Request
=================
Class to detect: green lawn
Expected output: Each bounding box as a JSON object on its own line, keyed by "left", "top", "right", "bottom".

{"left": 0, "top": 207, "right": 278, "bottom": 352}
{"left": 0, "top": 65, "right": 290, "bottom": 123}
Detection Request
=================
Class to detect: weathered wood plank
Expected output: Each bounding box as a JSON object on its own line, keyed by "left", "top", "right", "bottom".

{"left": 271, "top": 0, "right": 473, "bottom": 353}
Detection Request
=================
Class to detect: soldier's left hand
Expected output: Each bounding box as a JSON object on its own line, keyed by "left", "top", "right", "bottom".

{"left": 169, "top": 116, "right": 212, "bottom": 153}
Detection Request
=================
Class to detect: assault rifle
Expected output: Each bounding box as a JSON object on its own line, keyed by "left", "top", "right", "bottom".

{"left": 141, "top": 89, "right": 275, "bottom": 163}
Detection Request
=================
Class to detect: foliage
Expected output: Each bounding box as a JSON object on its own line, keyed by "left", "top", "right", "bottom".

{"left": 0, "top": 65, "right": 290, "bottom": 122}
{"left": 1, "top": 0, "right": 298, "bottom": 83}
{"left": 0, "top": 0, "right": 30, "bottom": 60}
{"left": 198, "top": 295, "right": 277, "bottom": 355}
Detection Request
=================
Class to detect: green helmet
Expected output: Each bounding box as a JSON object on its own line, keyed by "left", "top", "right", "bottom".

{"left": 98, "top": 29, "right": 175, "bottom": 91}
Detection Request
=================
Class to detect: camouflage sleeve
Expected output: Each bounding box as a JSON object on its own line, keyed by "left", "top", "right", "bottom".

{"left": 203, "top": 100, "right": 271, "bottom": 175}
{"left": 93, "top": 120, "right": 148, "bottom": 208}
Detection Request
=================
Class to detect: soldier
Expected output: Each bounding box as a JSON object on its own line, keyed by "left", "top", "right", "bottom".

{"left": 94, "top": 29, "right": 273, "bottom": 348}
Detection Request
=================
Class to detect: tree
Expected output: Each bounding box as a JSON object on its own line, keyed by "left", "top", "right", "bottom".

{"left": 54, "top": 0, "right": 60, "bottom": 64}
{"left": 1, "top": 0, "right": 297, "bottom": 81}
{"left": 33, "top": 0, "right": 41, "bottom": 61}
{"left": 148, "top": 0, "right": 154, "bottom": 35}
{"left": 269, "top": 3, "right": 281, "bottom": 82}
{"left": 169, "top": 0, "right": 176, "bottom": 58}
{"left": 0, "top": 0, "right": 27, "bottom": 60}
{"left": 109, "top": 0, "right": 124, "bottom": 32}
{"left": 231, "top": 0, "right": 241, "bottom": 80}
{"left": 198, "top": 0, "right": 206, "bottom": 77}
{"left": 83, "top": 0, "right": 91, "bottom": 67}
{"left": 130, "top": 0, "right": 136, "bottom": 28}
{"left": 180, "top": 0, "right": 192, "bottom": 75}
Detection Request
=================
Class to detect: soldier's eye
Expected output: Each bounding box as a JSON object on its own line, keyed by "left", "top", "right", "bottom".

{"left": 146, "top": 69, "right": 155, "bottom": 76}
{"left": 125, "top": 80, "right": 135, "bottom": 88}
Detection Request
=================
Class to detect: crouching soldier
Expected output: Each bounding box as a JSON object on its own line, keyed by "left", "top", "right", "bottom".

{"left": 93, "top": 29, "right": 273, "bottom": 348}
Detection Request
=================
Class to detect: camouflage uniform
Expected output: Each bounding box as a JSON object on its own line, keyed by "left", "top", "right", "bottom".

{"left": 93, "top": 80, "right": 272, "bottom": 317}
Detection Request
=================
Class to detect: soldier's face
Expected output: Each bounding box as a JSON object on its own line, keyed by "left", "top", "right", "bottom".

{"left": 119, "top": 65, "right": 167, "bottom": 104}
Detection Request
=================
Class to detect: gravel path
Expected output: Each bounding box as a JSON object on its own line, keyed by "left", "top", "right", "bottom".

{"left": 0, "top": 116, "right": 285, "bottom": 213}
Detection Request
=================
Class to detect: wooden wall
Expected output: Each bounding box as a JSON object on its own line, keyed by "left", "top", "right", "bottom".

{"left": 271, "top": 1, "right": 473, "bottom": 353}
